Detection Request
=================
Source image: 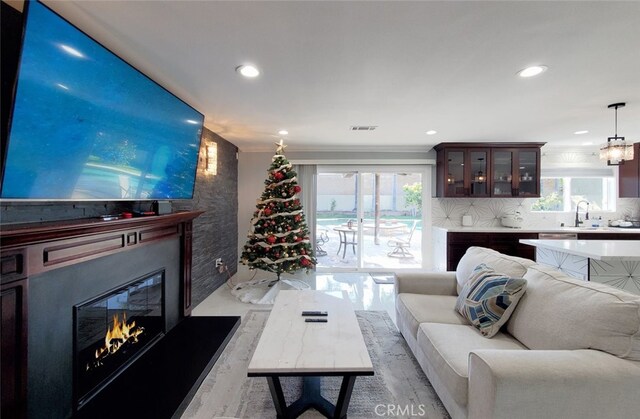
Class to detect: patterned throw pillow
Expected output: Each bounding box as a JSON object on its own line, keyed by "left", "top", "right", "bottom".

{"left": 455, "top": 263, "right": 527, "bottom": 338}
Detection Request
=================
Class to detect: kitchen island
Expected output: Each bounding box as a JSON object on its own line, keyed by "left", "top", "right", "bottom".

{"left": 520, "top": 239, "right": 640, "bottom": 294}
{"left": 432, "top": 226, "right": 640, "bottom": 271}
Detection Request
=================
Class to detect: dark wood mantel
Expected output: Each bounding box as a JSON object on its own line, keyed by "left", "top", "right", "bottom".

{"left": 0, "top": 211, "right": 203, "bottom": 419}
{"left": 1, "top": 211, "right": 203, "bottom": 278}
{"left": 1, "top": 210, "right": 203, "bottom": 248}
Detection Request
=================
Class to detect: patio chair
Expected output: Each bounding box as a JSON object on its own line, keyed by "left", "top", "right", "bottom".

{"left": 316, "top": 229, "right": 329, "bottom": 256}
{"left": 387, "top": 220, "right": 418, "bottom": 258}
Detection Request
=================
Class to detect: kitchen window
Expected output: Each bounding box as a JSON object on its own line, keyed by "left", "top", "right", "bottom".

{"left": 532, "top": 176, "right": 616, "bottom": 212}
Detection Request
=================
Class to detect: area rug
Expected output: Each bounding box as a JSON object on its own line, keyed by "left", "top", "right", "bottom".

{"left": 182, "top": 310, "right": 449, "bottom": 419}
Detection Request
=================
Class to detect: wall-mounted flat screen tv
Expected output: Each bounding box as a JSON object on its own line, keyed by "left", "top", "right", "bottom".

{"left": 1, "top": 1, "right": 204, "bottom": 201}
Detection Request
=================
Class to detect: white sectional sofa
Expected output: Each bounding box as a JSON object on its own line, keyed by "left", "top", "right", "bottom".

{"left": 395, "top": 246, "right": 640, "bottom": 419}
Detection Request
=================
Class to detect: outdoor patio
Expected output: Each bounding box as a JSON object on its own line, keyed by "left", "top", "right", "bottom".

{"left": 315, "top": 219, "right": 423, "bottom": 270}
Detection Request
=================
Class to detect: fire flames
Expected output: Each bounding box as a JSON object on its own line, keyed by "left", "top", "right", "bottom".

{"left": 87, "top": 312, "right": 144, "bottom": 371}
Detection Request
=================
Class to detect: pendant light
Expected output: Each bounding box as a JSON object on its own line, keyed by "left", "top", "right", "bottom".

{"left": 600, "top": 102, "right": 634, "bottom": 166}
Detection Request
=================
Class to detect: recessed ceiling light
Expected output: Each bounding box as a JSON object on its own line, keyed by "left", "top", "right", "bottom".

{"left": 582, "top": 141, "right": 593, "bottom": 146}
{"left": 517, "top": 65, "right": 548, "bottom": 78}
{"left": 574, "top": 130, "right": 589, "bottom": 135}
{"left": 426, "top": 130, "right": 437, "bottom": 135}
{"left": 185, "top": 119, "right": 199, "bottom": 125}
{"left": 236, "top": 64, "right": 260, "bottom": 78}
{"left": 278, "top": 130, "right": 289, "bottom": 135}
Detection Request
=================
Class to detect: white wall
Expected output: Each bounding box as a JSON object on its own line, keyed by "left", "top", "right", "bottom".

{"left": 236, "top": 152, "right": 274, "bottom": 281}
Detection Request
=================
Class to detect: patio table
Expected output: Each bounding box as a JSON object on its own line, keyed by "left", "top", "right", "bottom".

{"left": 333, "top": 226, "right": 357, "bottom": 259}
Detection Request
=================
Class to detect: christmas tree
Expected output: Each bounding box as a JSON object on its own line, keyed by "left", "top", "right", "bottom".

{"left": 240, "top": 140, "right": 316, "bottom": 281}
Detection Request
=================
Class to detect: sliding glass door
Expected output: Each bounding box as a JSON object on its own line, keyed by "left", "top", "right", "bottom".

{"left": 315, "top": 166, "right": 426, "bottom": 271}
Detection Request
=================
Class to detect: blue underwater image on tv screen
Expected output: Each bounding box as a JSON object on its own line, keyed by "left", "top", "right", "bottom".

{"left": 1, "top": 1, "right": 203, "bottom": 200}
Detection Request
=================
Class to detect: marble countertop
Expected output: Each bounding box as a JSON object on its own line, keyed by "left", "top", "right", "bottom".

{"left": 519, "top": 239, "right": 640, "bottom": 260}
{"left": 433, "top": 226, "right": 640, "bottom": 234}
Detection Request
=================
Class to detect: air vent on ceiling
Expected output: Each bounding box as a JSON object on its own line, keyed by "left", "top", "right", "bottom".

{"left": 350, "top": 125, "right": 378, "bottom": 131}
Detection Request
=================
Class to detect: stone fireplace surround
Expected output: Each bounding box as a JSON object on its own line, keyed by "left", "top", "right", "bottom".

{"left": 0, "top": 211, "right": 202, "bottom": 418}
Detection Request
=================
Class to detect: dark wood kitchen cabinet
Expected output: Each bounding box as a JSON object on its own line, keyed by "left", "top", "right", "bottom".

{"left": 576, "top": 232, "right": 640, "bottom": 240}
{"left": 1, "top": 251, "right": 28, "bottom": 419}
{"left": 619, "top": 143, "right": 640, "bottom": 197}
{"left": 491, "top": 147, "right": 541, "bottom": 197}
{"left": 435, "top": 146, "right": 490, "bottom": 197}
{"left": 445, "top": 231, "right": 538, "bottom": 271}
{"left": 435, "top": 143, "right": 545, "bottom": 198}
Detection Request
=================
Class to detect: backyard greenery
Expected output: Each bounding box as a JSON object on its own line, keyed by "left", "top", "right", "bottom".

{"left": 402, "top": 182, "right": 422, "bottom": 214}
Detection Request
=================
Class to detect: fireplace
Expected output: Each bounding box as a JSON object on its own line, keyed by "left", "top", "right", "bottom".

{"left": 74, "top": 269, "right": 165, "bottom": 409}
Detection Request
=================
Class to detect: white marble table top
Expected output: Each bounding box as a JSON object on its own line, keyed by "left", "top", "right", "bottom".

{"left": 247, "top": 290, "right": 374, "bottom": 375}
{"left": 519, "top": 239, "right": 640, "bottom": 261}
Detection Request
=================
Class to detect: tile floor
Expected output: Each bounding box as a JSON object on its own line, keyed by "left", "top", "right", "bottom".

{"left": 192, "top": 272, "right": 398, "bottom": 326}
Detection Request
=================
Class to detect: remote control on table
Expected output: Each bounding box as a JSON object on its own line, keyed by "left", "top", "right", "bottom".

{"left": 302, "top": 311, "right": 328, "bottom": 316}
{"left": 305, "top": 318, "right": 327, "bottom": 323}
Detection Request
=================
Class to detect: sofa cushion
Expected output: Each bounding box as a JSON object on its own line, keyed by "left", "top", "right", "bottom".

{"left": 507, "top": 264, "right": 640, "bottom": 361}
{"left": 455, "top": 263, "right": 527, "bottom": 337}
{"left": 456, "top": 247, "right": 534, "bottom": 292}
{"left": 396, "top": 293, "right": 466, "bottom": 339}
{"left": 417, "top": 323, "right": 527, "bottom": 406}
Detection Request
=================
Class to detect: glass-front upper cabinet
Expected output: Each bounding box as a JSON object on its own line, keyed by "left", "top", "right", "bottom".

{"left": 435, "top": 143, "right": 544, "bottom": 198}
{"left": 516, "top": 149, "right": 540, "bottom": 197}
{"left": 492, "top": 150, "right": 515, "bottom": 197}
{"left": 469, "top": 150, "right": 489, "bottom": 197}
{"left": 491, "top": 148, "right": 540, "bottom": 197}
{"left": 445, "top": 150, "right": 466, "bottom": 197}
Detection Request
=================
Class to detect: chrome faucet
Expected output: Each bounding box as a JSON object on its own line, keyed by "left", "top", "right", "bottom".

{"left": 575, "top": 200, "right": 589, "bottom": 227}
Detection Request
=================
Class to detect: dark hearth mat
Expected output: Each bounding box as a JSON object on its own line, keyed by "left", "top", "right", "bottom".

{"left": 370, "top": 273, "right": 396, "bottom": 285}
{"left": 75, "top": 316, "right": 240, "bottom": 419}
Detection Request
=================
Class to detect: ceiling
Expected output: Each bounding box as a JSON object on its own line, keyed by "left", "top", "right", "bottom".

{"left": 36, "top": 1, "right": 640, "bottom": 152}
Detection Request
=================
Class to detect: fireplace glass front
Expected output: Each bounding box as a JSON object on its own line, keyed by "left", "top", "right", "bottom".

{"left": 74, "top": 269, "right": 165, "bottom": 408}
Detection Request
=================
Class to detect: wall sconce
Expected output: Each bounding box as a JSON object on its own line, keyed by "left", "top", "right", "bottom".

{"left": 474, "top": 171, "right": 485, "bottom": 183}
{"left": 206, "top": 143, "right": 217, "bottom": 175}
{"left": 447, "top": 173, "right": 455, "bottom": 184}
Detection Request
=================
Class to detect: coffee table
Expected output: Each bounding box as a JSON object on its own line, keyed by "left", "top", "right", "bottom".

{"left": 247, "top": 290, "right": 374, "bottom": 419}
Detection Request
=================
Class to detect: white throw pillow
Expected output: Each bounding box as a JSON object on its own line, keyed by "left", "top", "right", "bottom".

{"left": 456, "top": 247, "right": 534, "bottom": 292}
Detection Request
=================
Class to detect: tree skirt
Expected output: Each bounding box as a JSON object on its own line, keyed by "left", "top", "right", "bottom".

{"left": 230, "top": 278, "right": 310, "bottom": 304}
{"left": 182, "top": 310, "right": 449, "bottom": 419}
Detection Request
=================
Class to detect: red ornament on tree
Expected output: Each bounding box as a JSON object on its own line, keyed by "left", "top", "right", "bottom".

{"left": 301, "top": 258, "right": 310, "bottom": 266}
{"left": 267, "top": 235, "right": 277, "bottom": 244}
{"left": 274, "top": 172, "right": 284, "bottom": 180}
{"left": 263, "top": 208, "right": 272, "bottom": 216}
{"left": 294, "top": 185, "right": 302, "bottom": 193}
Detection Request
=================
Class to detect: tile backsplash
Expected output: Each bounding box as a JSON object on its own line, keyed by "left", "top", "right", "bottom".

{"left": 432, "top": 197, "right": 640, "bottom": 229}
